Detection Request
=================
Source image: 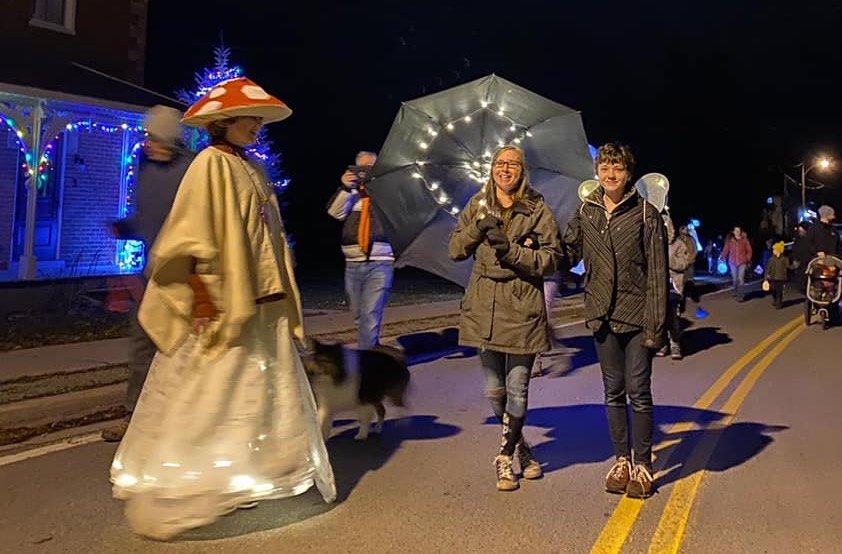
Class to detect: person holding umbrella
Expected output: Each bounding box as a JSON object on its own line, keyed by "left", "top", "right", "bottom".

{"left": 449, "top": 145, "right": 562, "bottom": 491}
{"left": 560, "top": 143, "right": 668, "bottom": 499}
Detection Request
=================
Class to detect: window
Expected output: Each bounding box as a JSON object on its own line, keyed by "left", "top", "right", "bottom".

{"left": 29, "top": 0, "right": 77, "bottom": 34}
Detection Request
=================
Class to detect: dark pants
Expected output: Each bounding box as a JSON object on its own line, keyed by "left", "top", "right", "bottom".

{"left": 125, "top": 303, "right": 157, "bottom": 414}
{"left": 769, "top": 280, "right": 785, "bottom": 307}
{"left": 593, "top": 327, "right": 654, "bottom": 469}
{"left": 666, "top": 293, "right": 684, "bottom": 347}
{"left": 480, "top": 350, "right": 535, "bottom": 456}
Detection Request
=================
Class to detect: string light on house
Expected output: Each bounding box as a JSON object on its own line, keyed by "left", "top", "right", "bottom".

{"left": 64, "top": 121, "right": 145, "bottom": 134}
{"left": 3, "top": 118, "right": 31, "bottom": 177}
{"left": 117, "top": 140, "right": 145, "bottom": 271}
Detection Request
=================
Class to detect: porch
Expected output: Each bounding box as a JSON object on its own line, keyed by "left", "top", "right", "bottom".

{"left": 0, "top": 82, "right": 148, "bottom": 281}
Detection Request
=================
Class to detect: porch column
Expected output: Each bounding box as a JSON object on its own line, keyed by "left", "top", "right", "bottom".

{"left": 17, "top": 102, "right": 43, "bottom": 280}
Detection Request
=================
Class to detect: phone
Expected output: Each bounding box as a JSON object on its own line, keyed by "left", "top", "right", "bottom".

{"left": 347, "top": 165, "right": 373, "bottom": 184}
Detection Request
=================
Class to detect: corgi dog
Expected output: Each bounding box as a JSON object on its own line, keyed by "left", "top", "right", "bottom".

{"left": 303, "top": 340, "right": 410, "bottom": 440}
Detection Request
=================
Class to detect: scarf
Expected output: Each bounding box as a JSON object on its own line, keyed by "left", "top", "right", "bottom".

{"left": 357, "top": 186, "right": 372, "bottom": 254}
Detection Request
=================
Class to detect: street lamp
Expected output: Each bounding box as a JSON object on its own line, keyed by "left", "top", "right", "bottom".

{"left": 799, "top": 156, "right": 833, "bottom": 218}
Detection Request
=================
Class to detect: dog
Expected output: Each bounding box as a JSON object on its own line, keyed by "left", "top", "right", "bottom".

{"left": 302, "top": 339, "right": 411, "bottom": 440}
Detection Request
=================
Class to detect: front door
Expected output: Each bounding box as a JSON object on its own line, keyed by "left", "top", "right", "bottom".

{"left": 13, "top": 139, "right": 63, "bottom": 261}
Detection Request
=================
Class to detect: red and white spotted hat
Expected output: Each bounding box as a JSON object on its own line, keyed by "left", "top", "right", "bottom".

{"left": 181, "top": 77, "right": 292, "bottom": 128}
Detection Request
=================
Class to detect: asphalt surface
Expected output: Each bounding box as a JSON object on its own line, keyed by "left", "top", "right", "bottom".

{"left": 2, "top": 284, "right": 840, "bottom": 553}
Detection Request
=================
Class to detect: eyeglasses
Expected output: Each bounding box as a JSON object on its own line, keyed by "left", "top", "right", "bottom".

{"left": 493, "top": 160, "right": 523, "bottom": 169}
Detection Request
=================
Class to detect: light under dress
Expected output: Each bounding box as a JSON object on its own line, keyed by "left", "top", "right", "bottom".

{"left": 110, "top": 151, "right": 335, "bottom": 540}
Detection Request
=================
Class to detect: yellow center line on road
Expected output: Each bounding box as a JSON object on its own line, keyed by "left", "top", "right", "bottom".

{"left": 646, "top": 322, "right": 806, "bottom": 554}
{"left": 588, "top": 316, "right": 802, "bottom": 554}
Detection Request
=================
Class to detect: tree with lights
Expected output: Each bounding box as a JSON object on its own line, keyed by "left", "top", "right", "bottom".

{"left": 176, "top": 46, "right": 290, "bottom": 208}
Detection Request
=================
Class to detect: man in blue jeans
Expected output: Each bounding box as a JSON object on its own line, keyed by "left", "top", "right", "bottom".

{"left": 327, "top": 151, "right": 394, "bottom": 349}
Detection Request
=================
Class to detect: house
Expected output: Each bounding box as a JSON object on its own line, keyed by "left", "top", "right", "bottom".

{"left": 0, "top": 0, "right": 180, "bottom": 281}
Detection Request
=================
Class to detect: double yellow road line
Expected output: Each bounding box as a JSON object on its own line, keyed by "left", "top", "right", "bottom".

{"left": 589, "top": 316, "right": 805, "bottom": 554}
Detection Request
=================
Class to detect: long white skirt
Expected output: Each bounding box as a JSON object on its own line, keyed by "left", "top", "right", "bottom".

{"left": 110, "top": 302, "right": 336, "bottom": 540}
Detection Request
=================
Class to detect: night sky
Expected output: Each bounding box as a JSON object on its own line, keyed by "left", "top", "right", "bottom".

{"left": 144, "top": 1, "right": 842, "bottom": 276}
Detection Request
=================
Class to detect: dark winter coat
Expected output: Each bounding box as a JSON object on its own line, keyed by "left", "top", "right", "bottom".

{"left": 449, "top": 187, "right": 561, "bottom": 355}
{"left": 561, "top": 187, "right": 668, "bottom": 348}
{"left": 805, "top": 220, "right": 842, "bottom": 258}
{"left": 791, "top": 235, "right": 812, "bottom": 269}
{"left": 112, "top": 146, "right": 195, "bottom": 264}
{"left": 765, "top": 254, "right": 789, "bottom": 282}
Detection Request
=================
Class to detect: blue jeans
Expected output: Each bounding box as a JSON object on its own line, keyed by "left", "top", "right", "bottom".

{"left": 345, "top": 260, "right": 394, "bottom": 349}
{"left": 730, "top": 263, "right": 746, "bottom": 299}
{"left": 480, "top": 350, "right": 535, "bottom": 456}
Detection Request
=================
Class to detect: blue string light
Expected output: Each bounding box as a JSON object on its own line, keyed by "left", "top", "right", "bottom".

{"left": 117, "top": 141, "right": 145, "bottom": 272}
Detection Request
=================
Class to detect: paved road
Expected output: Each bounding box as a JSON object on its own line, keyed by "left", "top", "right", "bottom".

{"left": 2, "top": 286, "right": 840, "bottom": 553}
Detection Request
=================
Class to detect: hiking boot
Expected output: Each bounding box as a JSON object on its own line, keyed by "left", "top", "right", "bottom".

{"left": 494, "top": 454, "right": 519, "bottom": 491}
{"left": 516, "top": 441, "right": 543, "bottom": 480}
{"left": 605, "top": 457, "right": 632, "bottom": 494}
{"left": 626, "top": 465, "right": 654, "bottom": 499}
{"left": 101, "top": 421, "right": 129, "bottom": 443}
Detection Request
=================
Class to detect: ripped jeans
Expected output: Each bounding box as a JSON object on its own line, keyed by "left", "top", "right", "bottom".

{"left": 480, "top": 350, "right": 535, "bottom": 456}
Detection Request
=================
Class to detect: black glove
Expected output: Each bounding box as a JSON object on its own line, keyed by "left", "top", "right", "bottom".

{"left": 476, "top": 214, "right": 502, "bottom": 233}
{"left": 518, "top": 232, "right": 540, "bottom": 250}
{"left": 486, "top": 227, "right": 510, "bottom": 255}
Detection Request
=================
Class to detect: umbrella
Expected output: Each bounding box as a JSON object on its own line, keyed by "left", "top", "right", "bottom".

{"left": 366, "top": 74, "right": 594, "bottom": 287}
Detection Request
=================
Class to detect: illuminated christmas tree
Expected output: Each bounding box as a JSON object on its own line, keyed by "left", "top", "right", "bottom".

{"left": 176, "top": 46, "right": 290, "bottom": 201}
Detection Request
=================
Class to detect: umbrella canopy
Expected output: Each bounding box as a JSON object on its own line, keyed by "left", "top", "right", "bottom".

{"left": 367, "top": 74, "right": 594, "bottom": 287}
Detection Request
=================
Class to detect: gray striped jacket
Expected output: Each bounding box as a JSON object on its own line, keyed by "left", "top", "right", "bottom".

{"left": 561, "top": 187, "right": 668, "bottom": 347}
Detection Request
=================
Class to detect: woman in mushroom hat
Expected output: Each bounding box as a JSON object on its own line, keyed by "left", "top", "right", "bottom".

{"left": 110, "top": 77, "right": 336, "bottom": 539}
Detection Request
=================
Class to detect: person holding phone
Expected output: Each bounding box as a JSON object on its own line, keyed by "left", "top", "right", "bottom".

{"left": 327, "top": 151, "right": 394, "bottom": 349}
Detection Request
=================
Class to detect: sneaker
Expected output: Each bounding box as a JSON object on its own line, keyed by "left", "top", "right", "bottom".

{"left": 516, "top": 441, "right": 543, "bottom": 480}
{"left": 605, "top": 457, "right": 632, "bottom": 494}
{"left": 626, "top": 465, "right": 654, "bottom": 499}
{"left": 494, "top": 454, "right": 519, "bottom": 491}
{"left": 670, "top": 343, "right": 682, "bottom": 360}
{"left": 101, "top": 421, "right": 129, "bottom": 443}
{"left": 655, "top": 345, "right": 669, "bottom": 357}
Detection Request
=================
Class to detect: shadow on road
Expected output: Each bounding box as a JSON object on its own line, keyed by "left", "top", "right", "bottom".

{"left": 655, "top": 421, "right": 789, "bottom": 489}
{"left": 483, "top": 404, "right": 786, "bottom": 488}
{"left": 178, "top": 414, "right": 461, "bottom": 542}
{"left": 680, "top": 325, "right": 733, "bottom": 357}
{"left": 780, "top": 297, "right": 805, "bottom": 309}
{"left": 397, "top": 328, "right": 477, "bottom": 365}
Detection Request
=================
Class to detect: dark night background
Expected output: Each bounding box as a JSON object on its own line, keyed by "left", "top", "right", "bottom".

{"left": 144, "top": 1, "right": 842, "bottom": 278}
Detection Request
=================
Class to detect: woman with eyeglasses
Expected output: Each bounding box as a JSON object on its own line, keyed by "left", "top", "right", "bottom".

{"left": 449, "top": 145, "right": 562, "bottom": 491}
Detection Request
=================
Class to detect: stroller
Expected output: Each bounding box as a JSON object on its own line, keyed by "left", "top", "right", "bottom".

{"left": 804, "top": 255, "right": 842, "bottom": 329}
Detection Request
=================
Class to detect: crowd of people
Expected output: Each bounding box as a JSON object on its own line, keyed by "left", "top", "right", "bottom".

{"left": 100, "top": 77, "right": 840, "bottom": 538}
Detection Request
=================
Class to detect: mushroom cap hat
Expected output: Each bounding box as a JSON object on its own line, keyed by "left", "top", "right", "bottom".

{"left": 181, "top": 77, "right": 292, "bottom": 128}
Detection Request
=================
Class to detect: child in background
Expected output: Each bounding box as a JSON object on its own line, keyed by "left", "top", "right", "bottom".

{"left": 764, "top": 241, "right": 789, "bottom": 309}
